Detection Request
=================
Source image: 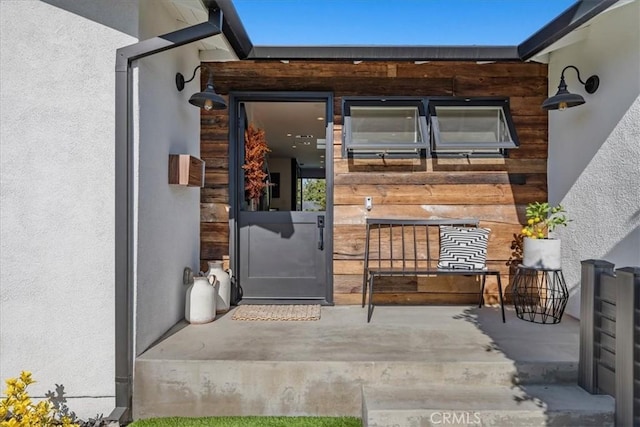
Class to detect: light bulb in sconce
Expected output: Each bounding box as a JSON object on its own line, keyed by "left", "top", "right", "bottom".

{"left": 177, "top": 65, "right": 227, "bottom": 110}
{"left": 541, "top": 65, "right": 599, "bottom": 111}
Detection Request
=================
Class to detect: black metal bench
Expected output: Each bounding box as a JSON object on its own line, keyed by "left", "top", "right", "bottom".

{"left": 362, "top": 218, "right": 505, "bottom": 323}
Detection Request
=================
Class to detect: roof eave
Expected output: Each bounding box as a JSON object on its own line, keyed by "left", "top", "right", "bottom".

{"left": 518, "top": 0, "right": 620, "bottom": 61}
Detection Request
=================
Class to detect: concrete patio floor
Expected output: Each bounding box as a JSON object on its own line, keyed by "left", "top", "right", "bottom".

{"left": 139, "top": 305, "right": 579, "bottom": 366}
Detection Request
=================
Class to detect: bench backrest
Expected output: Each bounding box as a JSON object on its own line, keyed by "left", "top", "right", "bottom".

{"left": 364, "top": 218, "right": 480, "bottom": 273}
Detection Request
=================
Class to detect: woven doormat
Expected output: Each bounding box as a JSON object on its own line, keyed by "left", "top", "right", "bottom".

{"left": 231, "top": 305, "right": 321, "bottom": 321}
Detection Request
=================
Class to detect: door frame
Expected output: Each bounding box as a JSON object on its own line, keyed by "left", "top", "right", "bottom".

{"left": 228, "top": 91, "right": 334, "bottom": 305}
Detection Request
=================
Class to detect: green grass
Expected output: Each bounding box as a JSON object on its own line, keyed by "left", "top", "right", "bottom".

{"left": 128, "top": 416, "right": 361, "bottom": 427}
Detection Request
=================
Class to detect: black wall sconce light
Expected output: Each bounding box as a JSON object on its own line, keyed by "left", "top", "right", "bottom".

{"left": 542, "top": 65, "right": 600, "bottom": 111}
{"left": 176, "top": 65, "right": 227, "bottom": 110}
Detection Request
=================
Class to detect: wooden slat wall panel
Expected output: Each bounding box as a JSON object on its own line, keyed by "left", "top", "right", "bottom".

{"left": 201, "top": 60, "right": 547, "bottom": 305}
{"left": 334, "top": 293, "right": 502, "bottom": 306}
{"left": 200, "top": 105, "right": 231, "bottom": 269}
{"left": 334, "top": 204, "right": 528, "bottom": 225}
{"left": 201, "top": 203, "right": 229, "bottom": 222}
{"left": 334, "top": 184, "right": 546, "bottom": 205}
{"left": 334, "top": 172, "right": 546, "bottom": 186}
{"left": 335, "top": 275, "right": 483, "bottom": 293}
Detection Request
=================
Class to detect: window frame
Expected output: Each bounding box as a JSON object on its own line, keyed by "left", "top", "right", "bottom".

{"left": 427, "top": 97, "right": 519, "bottom": 157}
{"left": 342, "top": 97, "right": 429, "bottom": 158}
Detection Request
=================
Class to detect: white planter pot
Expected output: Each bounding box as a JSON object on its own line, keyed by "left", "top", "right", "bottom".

{"left": 205, "top": 260, "right": 231, "bottom": 313}
{"left": 185, "top": 276, "right": 217, "bottom": 324}
{"left": 522, "top": 237, "right": 562, "bottom": 270}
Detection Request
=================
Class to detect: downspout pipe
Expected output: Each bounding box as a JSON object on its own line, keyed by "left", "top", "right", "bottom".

{"left": 112, "top": 7, "right": 223, "bottom": 423}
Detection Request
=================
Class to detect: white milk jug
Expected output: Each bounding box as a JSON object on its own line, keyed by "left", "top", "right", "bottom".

{"left": 205, "top": 260, "right": 231, "bottom": 313}
{"left": 185, "top": 275, "right": 217, "bottom": 324}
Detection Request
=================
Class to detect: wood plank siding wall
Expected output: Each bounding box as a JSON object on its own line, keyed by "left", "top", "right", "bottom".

{"left": 200, "top": 60, "right": 548, "bottom": 305}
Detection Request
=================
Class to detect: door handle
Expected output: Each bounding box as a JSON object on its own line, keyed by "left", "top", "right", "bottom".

{"left": 317, "top": 215, "right": 325, "bottom": 250}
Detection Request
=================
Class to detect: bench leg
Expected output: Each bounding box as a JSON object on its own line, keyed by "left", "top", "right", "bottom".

{"left": 496, "top": 273, "right": 506, "bottom": 323}
{"left": 362, "top": 269, "right": 368, "bottom": 308}
{"left": 479, "top": 275, "right": 487, "bottom": 308}
{"left": 367, "top": 275, "right": 375, "bottom": 323}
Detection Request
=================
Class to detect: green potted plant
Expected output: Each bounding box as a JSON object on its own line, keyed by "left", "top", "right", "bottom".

{"left": 520, "top": 202, "right": 570, "bottom": 269}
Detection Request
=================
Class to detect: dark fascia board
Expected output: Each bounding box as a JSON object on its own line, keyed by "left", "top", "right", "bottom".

{"left": 204, "top": 0, "right": 253, "bottom": 58}
{"left": 203, "top": 0, "right": 616, "bottom": 62}
{"left": 518, "top": 0, "right": 620, "bottom": 60}
{"left": 250, "top": 45, "right": 520, "bottom": 61}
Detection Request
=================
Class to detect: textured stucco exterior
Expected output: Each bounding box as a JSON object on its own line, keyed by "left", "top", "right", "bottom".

{"left": 133, "top": 0, "right": 203, "bottom": 356}
{"left": 547, "top": 1, "right": 640, "bottom": 318}
{"left": 0, "top": 0, "right": 138, "bottom": 417}
{"left": 0, "top": 0, "right": 204, "bottom": 417}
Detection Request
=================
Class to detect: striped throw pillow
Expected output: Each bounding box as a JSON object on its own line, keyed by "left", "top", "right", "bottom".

{"left": 437, "top": 226, "right": 490, "bottom": 270}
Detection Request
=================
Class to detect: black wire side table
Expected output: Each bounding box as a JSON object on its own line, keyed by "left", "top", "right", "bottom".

{"left": 512, "top": 264, "right": 569, "bottom": 324}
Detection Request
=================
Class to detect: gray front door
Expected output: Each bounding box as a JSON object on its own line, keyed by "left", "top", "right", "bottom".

{"left": 232, "top": 95, "right": 333, "bottom": 303}
{"left": 239, "top": 211, "right": 326, "bottom": 300}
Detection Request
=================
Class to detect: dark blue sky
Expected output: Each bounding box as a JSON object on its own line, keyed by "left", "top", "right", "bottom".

{"left": 234, "top": 0, "right": 576, "bottom": 46}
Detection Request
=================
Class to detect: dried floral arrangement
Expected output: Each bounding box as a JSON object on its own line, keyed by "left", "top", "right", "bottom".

{"left": 242, "top": 124, "right": 270, "bottom": 201}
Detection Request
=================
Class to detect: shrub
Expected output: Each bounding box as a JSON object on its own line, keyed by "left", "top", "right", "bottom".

{"left": 0, "top": 371, "right": 79, "bottom": 426}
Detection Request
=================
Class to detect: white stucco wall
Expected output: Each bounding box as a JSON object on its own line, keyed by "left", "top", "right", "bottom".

{"left": 133, "top": 0, "right": 203, "bottom": 355}
{"left": 547, "top": 1, "right": 640, "bottom": 318}
{"left": 0, "top": 0, "right": 138, "bottom": 417}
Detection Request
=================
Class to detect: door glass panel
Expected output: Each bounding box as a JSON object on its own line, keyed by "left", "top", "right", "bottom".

{"left": 241, "top": 101, "right": 326, "bottom": 212}
{"left": 298, "top": 178, "right": 326, "bottom": 212}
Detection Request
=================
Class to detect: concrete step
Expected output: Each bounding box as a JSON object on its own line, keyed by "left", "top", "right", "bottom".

{"left": 362, "top": 384, "right": 614, "bottom": 427}
{"left": 134, "top": 359, "right": 578, "bottom": 418}
{"left": 513, "top": 360, "right": 577, "bottom": 384}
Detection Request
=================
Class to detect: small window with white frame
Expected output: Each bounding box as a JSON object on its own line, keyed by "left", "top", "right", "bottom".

{"left": 342, "top": 98, "right": 429, "bottom": 157}
{"left": 428, "top": 97, "right": 519, "bottom": 156}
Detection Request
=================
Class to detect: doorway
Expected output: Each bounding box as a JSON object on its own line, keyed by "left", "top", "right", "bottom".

{"left": 229, "top": 93, "right": 333, "bottom": 304}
